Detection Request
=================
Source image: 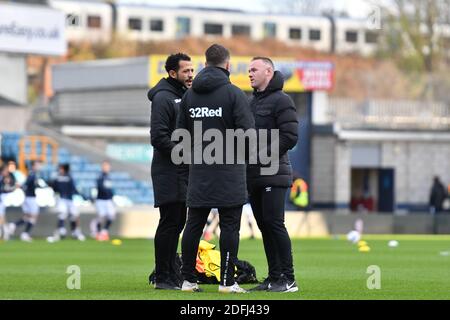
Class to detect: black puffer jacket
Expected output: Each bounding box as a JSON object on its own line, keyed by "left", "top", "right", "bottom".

{"left": 429, "top": 180, "right": 447, "bottom": 210}
{"left": 177, "top": 66, "right": 255, "bottom": 208}
{"left": 148, "top": 77, "right": 188, "bottom": 207}
{"left": 247, "top": 71, "right": 299, "bottom": 190}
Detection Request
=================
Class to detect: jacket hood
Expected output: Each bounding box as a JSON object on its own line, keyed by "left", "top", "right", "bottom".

{"left": 192, "top": 66, "right": 230, "bottom": 94}
{"left": 267, "top": 70, "right": 284, "bottom": 92}
{"left": 147, "top": 78, "right": 184, "bottom": 101}
{"left": 254, "top": 70, "right": 284, "bottom": 97}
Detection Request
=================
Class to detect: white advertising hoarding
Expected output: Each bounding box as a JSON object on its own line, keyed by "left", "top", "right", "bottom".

{"left": 0, "top": 3, "right": 66, "bottom": 56}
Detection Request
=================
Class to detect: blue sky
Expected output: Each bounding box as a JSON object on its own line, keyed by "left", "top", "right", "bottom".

{"left": 118, "top": 0, "right": 375, "bottom": 18}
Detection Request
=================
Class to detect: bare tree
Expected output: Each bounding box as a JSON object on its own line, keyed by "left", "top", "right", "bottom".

{"left": 373, "top": 0, "right": 450, "bottom": 99}
{"left": 375, "top": 0, "right": 450, "bottom": 73}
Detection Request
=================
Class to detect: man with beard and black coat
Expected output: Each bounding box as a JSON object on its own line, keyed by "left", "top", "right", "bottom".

{"left": 176, "top": 44, "right": 255, "bottom": 293}
{"left": 148, "top": 53, "right": 194, "bottom": 290}
{"left": 247, "top": 57, "right": 299, "bottom": 293}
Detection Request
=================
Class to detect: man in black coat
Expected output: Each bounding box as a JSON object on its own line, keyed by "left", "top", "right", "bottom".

{"left": 176, "top": 44, "right": 254, "bottom": 293}
{"left": 429, "top": 176, "right": 447, "bottom": 214}
{"left": 247, "top": 57, "right": 299, "bottom": 293}
{"left": 148, "top": 53, "right": 194, "bottom": 290}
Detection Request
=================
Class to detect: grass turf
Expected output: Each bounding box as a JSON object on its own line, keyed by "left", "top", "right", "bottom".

{"left": 1, "top": 236, "right": 450, "bottom": 300}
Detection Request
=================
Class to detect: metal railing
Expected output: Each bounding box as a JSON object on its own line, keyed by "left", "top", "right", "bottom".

{"left": 328, "top": 98, "right": 450, "bottom": 130}
{"left": 18, "top": 135, "right": 59, "bottom": 174}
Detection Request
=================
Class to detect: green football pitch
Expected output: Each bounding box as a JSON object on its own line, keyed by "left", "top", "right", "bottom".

{"left": 1, "top": 235, "right": 450, "bottom": 300}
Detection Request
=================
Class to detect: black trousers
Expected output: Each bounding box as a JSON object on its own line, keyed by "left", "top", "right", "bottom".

{"left": 249, "top": 186, "right": 295, "bottom": 281}
{"left": 154, "top": 202, "right": 187, "bottom": 283}
{"left": 181, "top": 206, "right": 242, "bottom": 286}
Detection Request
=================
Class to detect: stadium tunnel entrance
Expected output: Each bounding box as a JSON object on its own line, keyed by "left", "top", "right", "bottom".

{"left": 350, "top": 168, "right": 395, "bottom": 213}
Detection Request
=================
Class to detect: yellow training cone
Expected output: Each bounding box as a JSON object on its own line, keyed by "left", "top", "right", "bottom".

{"left": 359, "top": 245, "right": 371, "bottom": 252}
{"left": 358, "top": 240, "right": 368, "bottom": 247}
{"left": 112, "top": 239, "right": 122, "bottom": 246}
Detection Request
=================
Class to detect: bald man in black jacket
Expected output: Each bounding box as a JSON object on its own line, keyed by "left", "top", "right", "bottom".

{"left": 247, "top": 57, "right": 299, "bottom": 293}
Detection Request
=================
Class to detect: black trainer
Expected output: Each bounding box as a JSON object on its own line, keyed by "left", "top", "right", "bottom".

{"left": 267, "top": 277, "right": 299, "bottom": 293}
{"left": 169, "top": 274, "right": 183, "bottom": 288}
{"left": 250, "top": 277, "right": 274, "bottom": 291}
{"left": 154, "top": 281, "right": 181, "bottom": 290}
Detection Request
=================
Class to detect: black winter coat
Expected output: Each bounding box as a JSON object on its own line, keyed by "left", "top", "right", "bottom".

{"left": 247, "top": 71, "right": 299, "bottom": 190}
{"left": 177, "top": 66, "right": 255, "bottom": 208}
{"left": 429, "top": 180, "right": 447, "bottom": 210}
{"left": 148, "top": 78, "right": 188, "bottom": 207}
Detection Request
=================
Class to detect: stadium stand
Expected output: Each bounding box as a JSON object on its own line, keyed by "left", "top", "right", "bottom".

{"left": 1, "top": 131, "right": 154, "bottom": 205}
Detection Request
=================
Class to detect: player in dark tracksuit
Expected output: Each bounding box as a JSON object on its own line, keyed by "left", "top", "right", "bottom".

{"left": 9, "top": 161, "right": 43, "bottom": 241}
{"left": 148, "top": 53, "right": 194, "bottom": 290}
{"left": 177, "top": 44, "right": 255, "bottom": 293}
{"left": 0, "top": 165, "right": 17, "bottom": 240}
{"left": 95, "top": 161, "right": 115, "bottom": 241}
{"left": 50, "top": 164, "right": 85, "bottom": 241}
{"left": 247, "top": 57, "right": 299, "bottom": 292}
